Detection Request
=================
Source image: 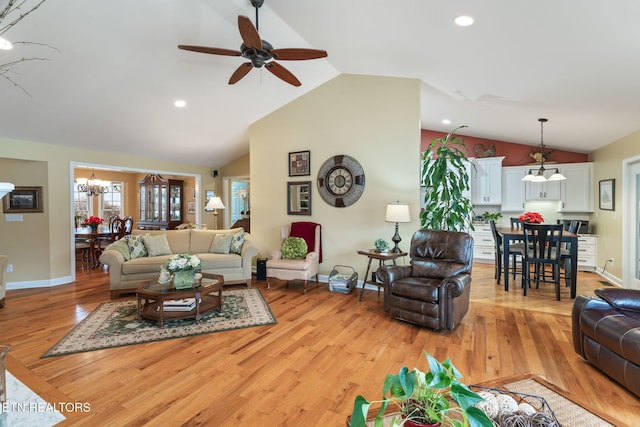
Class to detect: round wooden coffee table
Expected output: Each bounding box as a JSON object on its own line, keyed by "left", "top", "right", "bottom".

{"left": 136, "top": 273, "right": 224, "bottom": 328}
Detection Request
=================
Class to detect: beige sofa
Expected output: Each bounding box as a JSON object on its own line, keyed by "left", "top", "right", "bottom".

{"left": 99, "top": 228, "right": 258, "bottom": 298}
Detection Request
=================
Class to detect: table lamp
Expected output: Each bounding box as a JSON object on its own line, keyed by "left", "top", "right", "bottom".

{"left": 205, "top": 196, "right": 225, "bottom": 229}
{"left": 385, "top": 202, "right": 411, "bottom": 253}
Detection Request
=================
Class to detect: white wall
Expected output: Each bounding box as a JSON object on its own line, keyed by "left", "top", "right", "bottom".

{"left": 249, "top": 74, "right": 421, "bottom": 275}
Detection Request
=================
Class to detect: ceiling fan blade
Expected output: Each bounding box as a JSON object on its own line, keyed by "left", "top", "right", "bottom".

{"left": 178, "top": 45, "right": 241, "bottom": 57}
{"left": 228, "top": 62, "right": 253, "bottom": 85}
{"left": 238, "top": 15, "right": 262, "bottom": 50}
{"left": 271, "top": 48, "right": 328, "bottom": 61}
{"left": 265, "top": 61, "right": 301, "bottom": 87}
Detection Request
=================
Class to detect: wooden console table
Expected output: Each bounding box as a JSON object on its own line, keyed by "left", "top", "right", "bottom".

{"left": 357, "top": 250, "right": 407, "bottom": 301}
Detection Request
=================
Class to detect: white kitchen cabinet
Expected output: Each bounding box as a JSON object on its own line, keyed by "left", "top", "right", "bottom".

{"left": 501, "top": 166, "right": 527, "bottom": 211}
{"left": 470, "top": 224, "right": 495, "bottom": 263}
{"left": 560, "top": 163, "right": 594, "bottom": 212}
{"left": 471, "top": 157, "right": 504, "bottom": 205}
{"left": 576, "top": 235, "right": 597, "bottom": 271}
{"left": 525, "top": 170, "right": 561, "bottom": 200}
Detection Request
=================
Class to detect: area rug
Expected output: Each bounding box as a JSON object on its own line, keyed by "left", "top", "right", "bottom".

{"left": 42, "top": 288, "right": 276, "bottom": 357}
{"left": 503, "top": 378, "right": 616, "bottom": 426}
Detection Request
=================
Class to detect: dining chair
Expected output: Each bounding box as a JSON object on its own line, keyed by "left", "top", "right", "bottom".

{"left": 510, "top": 217, "right": 523, "bottom": 230}
{"left": 522, "top": 223, "right": 564, "bottom": 300}
{"left": 559, "top": 220, "right": 581, "bottom": 286}
{"left": 489, "top": 220, "right": 524, "bottom": 285}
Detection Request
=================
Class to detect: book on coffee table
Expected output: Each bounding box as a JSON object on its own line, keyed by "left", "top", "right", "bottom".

{"left": 162, "top": 298, "right": 196, "bottom": 311}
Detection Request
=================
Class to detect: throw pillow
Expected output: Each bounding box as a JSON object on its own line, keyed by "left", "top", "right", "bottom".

{"left": 141, "top": 234, "right": 172, "bottom": 257}
{"left": 281, "top": 237, "right": 308, "bottom": 259}
{"left": 210, "top": 233, "right": 233, "bottom": 254}
{"left": 125, "top": 234, "right": 148, "bottom": 259}
{"left": 105, "top": 239, "right": 131, "bottom": 261}
{"left": 230, "top": 231, "right": 245, "bottom": 254}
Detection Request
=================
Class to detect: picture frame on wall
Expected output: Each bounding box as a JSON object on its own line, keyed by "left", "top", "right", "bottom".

{"left": 187, "top": 201, "right": 196, "bottom": 214}
{"left": 289, "top": 150, "right": 310, "bottom": 177}
{"left": 3, "top": 186, "right": 43, "bottom": 213}
{"left": 204, "top": 190, "right": 215, "bottom": 211}
{"left": 599, "top": 179, "right": 615, "bottom": 211}
{"left": 287, "top": 181, "right": 311, "bottom": 215}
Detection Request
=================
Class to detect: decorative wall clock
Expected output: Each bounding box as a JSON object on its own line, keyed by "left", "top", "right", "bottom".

{"left": 317, "top": 155, "right": 365, "bottom": 207}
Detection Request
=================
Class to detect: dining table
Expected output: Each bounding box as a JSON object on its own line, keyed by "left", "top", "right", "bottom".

{"left": 74, "top": 226, "right": 114, "bottom": 268}
{"left": 496, "top": 226, "right": 578, "bottom": 298}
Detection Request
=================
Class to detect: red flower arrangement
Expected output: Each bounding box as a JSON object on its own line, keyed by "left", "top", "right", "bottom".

{"left": 519, "top": 212, "right": 544, "bottom": 224}
{"left": 83, "top": 216, "right": 104, "bottom": 226}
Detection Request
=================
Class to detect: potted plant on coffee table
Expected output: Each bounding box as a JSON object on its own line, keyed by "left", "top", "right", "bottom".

{"left": 350, "top": 353, "right": 492, "bottom": 427}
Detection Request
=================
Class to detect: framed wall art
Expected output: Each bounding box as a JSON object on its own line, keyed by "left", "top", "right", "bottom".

{"left": 289, "top": 150, "right": 310, "bottom": 177}
{"left": 187, "top": 201, "right": 196, "bottom": 214}
{"left": 3, "top": 186, "right": 43, "bottom": 213}
{"left": 287, "top": 181, "right": 311, "bottom": 215}
{"left": 204, "top": 190, "right": 215, "bottom": 211}
{"left": 599, "top": 179, "right": 615, "bottom": 211}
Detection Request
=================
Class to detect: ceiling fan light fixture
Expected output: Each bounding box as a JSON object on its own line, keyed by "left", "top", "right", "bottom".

{"left": 455, "top": 15, "right": 474, "bottom": 27}
{"left": 178, "top": 1, "right": 327, "bottom": 87}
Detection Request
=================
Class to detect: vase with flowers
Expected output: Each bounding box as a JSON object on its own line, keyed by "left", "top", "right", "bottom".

{"left": 519, "top": 212, "right": 544, "bottom": 224}
{"left": 165, "top": 254, "right": 201, "bottom": 289}
{"left": 83, "top": 215, "right": 104, "bottom": 232}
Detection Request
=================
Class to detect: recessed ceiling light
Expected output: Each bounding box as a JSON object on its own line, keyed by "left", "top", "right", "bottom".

{"left": 174, "top": 100, "right": 186, "bottom": 108}
{"left": 442, "top": 119, "right": 451, "bottom": 125}
{"left": 454, "top": 15, "right": 474, "bottom": 27}
{"left": 0, "top": 37, "right": 12, "bottom": 50}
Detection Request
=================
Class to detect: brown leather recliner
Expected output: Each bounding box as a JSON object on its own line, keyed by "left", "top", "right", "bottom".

{"left": 376, "top": 229, "right": 474, "bottom": 331}
{"left": 572, "top": 288, "right": 640, "bottom": 397}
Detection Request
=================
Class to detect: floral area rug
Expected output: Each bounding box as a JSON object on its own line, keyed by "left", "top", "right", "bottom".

{"left": 42, "top": 288, "right": 276, "bottom": 357}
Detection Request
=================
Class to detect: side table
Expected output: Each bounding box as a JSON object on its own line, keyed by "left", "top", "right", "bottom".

{"left": 357, "top": 250, "right": 407, "bottom": 301}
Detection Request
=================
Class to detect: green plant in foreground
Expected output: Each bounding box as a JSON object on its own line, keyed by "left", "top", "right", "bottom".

{"left": 351, "top": 353, "right": 493, "bottom": 427}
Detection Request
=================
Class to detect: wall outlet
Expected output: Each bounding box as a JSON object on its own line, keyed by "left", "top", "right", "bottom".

{"left": 608, "top": 258, "right": 614, "bottom": 266}
{"left": 6, "top": 264, "right": 12, "bottom": 272}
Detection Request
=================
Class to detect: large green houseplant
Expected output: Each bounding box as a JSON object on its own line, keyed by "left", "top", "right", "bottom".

{"left": 421, "top": 126, "right": 474, "bottom": 231}
{"left": 351, "top": 353, "right": 492, "bottom": 427}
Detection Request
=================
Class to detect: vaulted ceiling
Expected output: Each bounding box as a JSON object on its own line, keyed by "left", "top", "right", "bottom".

{"left": 1, "top": 0, "right": 639, "bottom": 167}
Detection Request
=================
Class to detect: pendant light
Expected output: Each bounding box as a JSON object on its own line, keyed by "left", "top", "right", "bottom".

{"left": 522, "top": 118, "right": 566, "bottom": 182}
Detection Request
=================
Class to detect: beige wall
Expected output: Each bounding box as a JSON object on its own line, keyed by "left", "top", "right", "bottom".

{"left": 590, "top": 128, "right": 640, "bottom": 284}
{"left": 0, "top": 138, "right": 215, "bottom": 286}
{"left": 250, "top": 74, "right": 421, "bottom": 276}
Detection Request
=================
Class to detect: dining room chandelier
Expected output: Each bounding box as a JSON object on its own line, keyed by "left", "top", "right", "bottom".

{"left": 76, "top": 170, "right": 110, "bottom": 196}
{"left": 522, "top": 118, "right": 566, "bottom": 182}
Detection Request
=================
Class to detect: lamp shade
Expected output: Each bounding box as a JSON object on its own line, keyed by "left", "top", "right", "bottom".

{"left": 385, "top": 203, "right": 411, "bottom": 223}
{"left": 205, "top": 196, "right": 225, "bottom": 210}
{"left": 0, "top": 182, "right": 14, "bottom": 199}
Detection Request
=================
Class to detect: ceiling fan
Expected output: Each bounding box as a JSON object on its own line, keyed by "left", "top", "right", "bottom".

{"left": 178, "top": 0, "right": 328, "bottom": 87}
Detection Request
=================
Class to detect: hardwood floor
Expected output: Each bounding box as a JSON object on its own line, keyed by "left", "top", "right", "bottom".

{"left": 1, "top": 263, "right": 638, "bottom": 426}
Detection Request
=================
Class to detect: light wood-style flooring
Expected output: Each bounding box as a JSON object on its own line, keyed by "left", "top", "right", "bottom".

{"left": 1, "top": 262, "right": 639, "bottom": 426}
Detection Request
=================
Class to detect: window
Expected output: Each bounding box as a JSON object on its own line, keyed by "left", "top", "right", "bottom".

{"left": 100, "top": 182, "right": 124, "bottom": 220}
{"left": 73, "top": 183, "right": 91, "bottom": 221}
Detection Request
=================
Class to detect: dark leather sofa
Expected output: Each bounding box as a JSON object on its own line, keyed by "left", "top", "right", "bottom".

{"left": 376, "top": 229, "right": 473, "bottom": 331}
{"left": 572, "top": 288, "right": 640, "bottom": 397}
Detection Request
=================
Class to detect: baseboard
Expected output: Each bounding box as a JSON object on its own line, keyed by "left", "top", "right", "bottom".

{"left": 595, "top": 268, "right": 622, "bottom": 287}
{"left": 7, "top": 275, "right": 74, "bottom": 290}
